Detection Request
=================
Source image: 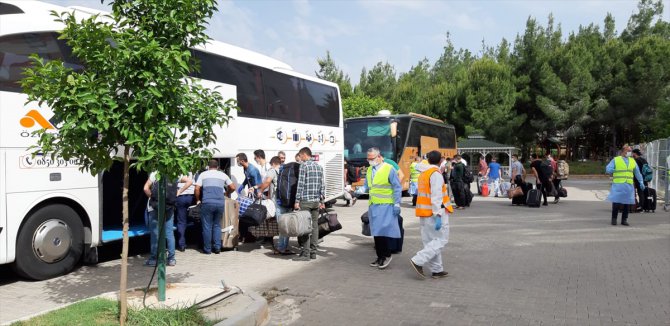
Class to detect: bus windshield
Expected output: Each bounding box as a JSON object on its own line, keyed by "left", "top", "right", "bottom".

{"left": 344, "top": 119, "right": 393, "bottom": 161}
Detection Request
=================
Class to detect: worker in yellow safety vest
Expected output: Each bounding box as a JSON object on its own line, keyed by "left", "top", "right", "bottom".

{"left": 409, "top": 150, "right": 454, "bottom": 279}
{"left": 409, "top": 156, "right": 421, "bottom": 206}
{"left": 354, "top": 147, "right": 402, "bottom": 270}
{"left": 605, "top": 145, "right": 645, "bottom": 226}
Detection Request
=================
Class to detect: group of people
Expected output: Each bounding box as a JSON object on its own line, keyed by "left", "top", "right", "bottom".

{"left": 142, "top": 147, "right": 327, "bottom": 266}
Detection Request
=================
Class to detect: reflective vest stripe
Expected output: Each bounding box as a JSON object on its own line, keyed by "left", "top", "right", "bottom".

{"left": 416, "top": 167, "right": 454, "bottom": 217}
{"left": 368, "top": 163, "right": 394, "bottom": 205}
{"left": 410, "top": 162, "right": 420, "bottom": 182}
{"left": 612, "top": 157, "right": 635, "bottom": 185}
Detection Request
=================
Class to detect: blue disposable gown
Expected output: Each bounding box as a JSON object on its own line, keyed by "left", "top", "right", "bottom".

{"left": 359, "top": 164, "right": 402, "bottom": 238}
{"left": 605, "top": 157, "right": 645, "bottom": 205}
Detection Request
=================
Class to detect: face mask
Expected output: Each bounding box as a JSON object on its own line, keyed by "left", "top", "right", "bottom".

{"left": 625, "top": 152, "right": 632, "bottom": 157}
{"left": 368, "top": 159, "right": 379, "bottom": 167}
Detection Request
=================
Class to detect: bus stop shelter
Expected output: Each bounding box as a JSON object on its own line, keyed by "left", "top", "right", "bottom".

{"left": 457, "top": 136, "right": 518, "bottom": 178}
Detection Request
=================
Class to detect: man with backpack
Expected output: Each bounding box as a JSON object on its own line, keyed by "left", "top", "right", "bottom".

{"left": 553, "top": 156, "right": 569, "bottom": 203}
{"left": 632, "top": 149, "right": 652, "bottom": 211}
{"left": 256, "top": 156, "right": 293, "bottom": 255}
{"left": 143, "top": 172, "right": 178, "bottom": 266}
{"left": 530, "top": 153, "right": 552, "bottom": 206}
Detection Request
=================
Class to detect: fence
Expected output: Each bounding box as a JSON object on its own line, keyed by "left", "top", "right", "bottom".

{"left": 634, "top": 137, "right": 669, "bottom": 211}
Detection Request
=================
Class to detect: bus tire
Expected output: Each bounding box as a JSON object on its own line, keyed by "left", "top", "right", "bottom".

{"left": 12, "top": 204, "right": 84, "bottom": 280}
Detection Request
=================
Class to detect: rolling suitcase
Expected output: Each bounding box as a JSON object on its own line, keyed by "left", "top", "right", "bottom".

{"left": 221, "top": 198, "right": 240, "bottom": 249}
{"left": 642, "top": 188, "right": 657, "bottom": 212}
{"left": 389, "top": 216, "right": 404, "bottom": 254}
{"left": 526, "top": 188, "right": 542, "bottom": 207}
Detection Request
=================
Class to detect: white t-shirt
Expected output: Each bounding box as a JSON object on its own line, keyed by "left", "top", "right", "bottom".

{"left": 177, "top": 172, "right": 195, "bottom": 196}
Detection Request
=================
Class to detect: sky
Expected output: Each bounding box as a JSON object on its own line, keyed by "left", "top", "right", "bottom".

{"left": 44, "top": 0, "right": 655, "bottom": 85}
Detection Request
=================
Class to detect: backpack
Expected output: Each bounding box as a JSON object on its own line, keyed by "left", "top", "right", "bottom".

{"left": 540, "top": 160, "right": 553, "bottom": 180}
{"left": 277, "top": 162, "right": 300, "bottom": 208}
{"left": 149, "top": 178, "right": 178, "bottom": 209}
{"left": 463, "top": 167, "right": 474, "bottom": 184}
{"left": 557, "top": 160, "right": 569, "bottom": 179}
{"left": 641, "top": 164, "right": 653, "bottom": 182}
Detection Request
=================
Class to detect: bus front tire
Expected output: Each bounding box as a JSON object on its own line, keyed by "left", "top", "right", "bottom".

{"left": 12, "top": 204, "right": 84, "bottom": 280}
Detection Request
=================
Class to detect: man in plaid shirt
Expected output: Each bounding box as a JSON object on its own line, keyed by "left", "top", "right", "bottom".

{"left": 293, "top": 147, "right": 325, "bottom": 261}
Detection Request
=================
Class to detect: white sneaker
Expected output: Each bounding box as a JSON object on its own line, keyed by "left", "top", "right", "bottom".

{"left": 378, "top": 256, "right": 393, "bottom": 269}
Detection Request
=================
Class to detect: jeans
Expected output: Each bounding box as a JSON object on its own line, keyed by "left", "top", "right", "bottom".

{"left": 489, "top": 178, "right": 501, "bottom": 196}
{"left": 175, "top": 194, "right": 194, "bottom": 248}
{"left": 149, "top": 208, "right": 175, "bottom": 261}
{"left": 201, "top": 202, "right": 224, "bottom": 253}
{"left": 275, "top": 204, "right": 289, "bottom": 251}
{"left": 296, "top": 201, "right": 320, "bottom": 256}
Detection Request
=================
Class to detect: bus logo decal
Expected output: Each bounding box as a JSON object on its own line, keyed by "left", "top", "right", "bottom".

{"left": 20, "top": 110, "right": 55, "bottom": 130}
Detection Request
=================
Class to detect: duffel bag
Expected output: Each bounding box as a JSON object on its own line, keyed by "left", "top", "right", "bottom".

{"left": 278, "top": 210, "right": 313, "bottom": 237}
{"left": 240, "top": 198, "right": 267, "bottom": 226}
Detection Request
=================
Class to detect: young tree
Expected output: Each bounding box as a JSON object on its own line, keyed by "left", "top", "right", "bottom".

{"left": 316, "top": 51, "right": 353, "bottom": 99}
{"left": 20, "top": 0, "right": 235, "bottom": 323}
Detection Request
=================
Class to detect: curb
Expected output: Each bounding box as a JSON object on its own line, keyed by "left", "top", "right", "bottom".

{"left": 3, "top": 285, "right": 269, "bottom": 326}
{"left": 214, "top": 290, "right": 269, "bottom": 326}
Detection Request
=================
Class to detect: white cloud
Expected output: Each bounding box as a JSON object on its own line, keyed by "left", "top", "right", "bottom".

{"left": 208, "top": 0, "right": 257, "bottom": 48}
{"left": 292, "top": 0, "right": 311, "bottom": 17}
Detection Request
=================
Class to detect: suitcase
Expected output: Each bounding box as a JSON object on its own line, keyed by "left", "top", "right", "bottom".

{"left": 389, "top": 215, "right": 404, "bottom": 254}
{"left": 481, "top": 183, "right": 489, "bottom": 197}
{"left": 221, "top": 198, "right": 240, "bottom": 249}
{"left": 526, "top": 188, "right": 542, "bottom": 207}
{"left": 642, "top": 188, "right": 657, "bottom": 212}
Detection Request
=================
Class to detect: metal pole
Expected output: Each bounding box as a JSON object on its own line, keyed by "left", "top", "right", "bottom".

{"left": 157, "top": 177, "right": 166, "bottom": 301}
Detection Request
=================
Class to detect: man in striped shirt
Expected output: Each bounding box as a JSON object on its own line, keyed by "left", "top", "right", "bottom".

{"left": 293, "top": 147, "right": 325, "bottom": 261}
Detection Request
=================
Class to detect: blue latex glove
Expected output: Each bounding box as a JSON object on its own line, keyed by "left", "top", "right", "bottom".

{"left": 434, "top": 216, "right": 442, "bottom": 230}
{"left": 353, "top": 188, "right": 365, "bottom": 197}
{"left": 393, "top": 205, "right": 401, "bottom": 217}
{"left": 237, "top": 185, "right": 244, "bottom": 194}
{"left": 640, "top": 184, "right": 646, "bottom": 192}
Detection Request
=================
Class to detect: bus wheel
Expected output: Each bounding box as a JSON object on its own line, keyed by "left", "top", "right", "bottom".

{"left": 13, "top": 204, "right": 84, "bottom": 280}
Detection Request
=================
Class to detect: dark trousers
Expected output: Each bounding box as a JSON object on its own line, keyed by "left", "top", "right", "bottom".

{"left": 412, "top": 195, "right": 417, "bottom": 206}
{"left": 552, "top": 179, "right": 562, "bottom": 200}
{"left": 611, "top": 203, "right": 629, "bottom": 223}
{"left": 536, "top": 182, "right": 549, "bottom": 204}
{"left": 296, "top": 201, "right": 320, "bottom": 256}
{"left": 374, "top": 236, "right": 391, "bottom": 259}
{"left": 175, "top": 194, "right": 194, "bottom": 248}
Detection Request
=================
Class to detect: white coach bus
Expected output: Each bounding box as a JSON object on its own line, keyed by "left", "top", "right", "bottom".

{"left": 0, "top": 1, "right": 344, "bottom": 279}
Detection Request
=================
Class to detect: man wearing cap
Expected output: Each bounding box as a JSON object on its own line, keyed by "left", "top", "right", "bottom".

{"left": 631, "top": 148, "right": 649, "bottom": 211}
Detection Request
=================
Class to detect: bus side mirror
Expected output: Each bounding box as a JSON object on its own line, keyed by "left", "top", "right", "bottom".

{"left": 390, "top": 121, "right": 397, "bottom": 138}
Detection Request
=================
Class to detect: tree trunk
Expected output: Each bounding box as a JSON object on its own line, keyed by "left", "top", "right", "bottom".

{"left": 119, "top": 146, "right": 130, "bottom": 325}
